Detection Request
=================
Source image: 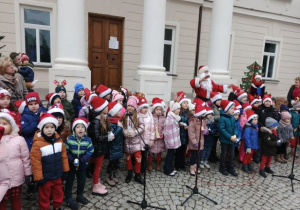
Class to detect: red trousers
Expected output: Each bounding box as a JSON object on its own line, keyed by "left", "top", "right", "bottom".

{"left": 126, "top": 151, "right": 141, "bottom": 173}
{"left": 38, "top": 178, "right": 63, "bottom": 210}
{"left": 148, "top": 153, "right": 162, "bottom": 163}
{"left": 290, "top": 138, "right": 297, "bottom": 148}
{"left": 0, "top": 196, "right": 21, "bottom": 210}
{"left": 242, "top": 149, "right": 255, "bottom": 165}
{"left": 260, "top": 155, "right": 272, "bottom": 170}
{"left": 93, "top": 155, "right": 105, "bottom": 185}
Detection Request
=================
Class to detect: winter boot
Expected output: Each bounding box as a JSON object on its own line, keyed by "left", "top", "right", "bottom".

{"left": 280, "top": 154, "right": 287, "bottom": 163}
{"left": 92, "top": 183, "right": 108, "bottom": 196}
{"left": 242, "top": 164, "right": 250, "bottom": 173}
{"left": 76, "top": 195, "right": 89, "bottom": 205}
{"left": 228, "top": 168, "right": 238, "bottom": 177}
{"left": 148, "top": 162, "right": 153, "bottom": 171}
{"left": 264, "top": 167, "right": 274, "bottom": 174}
{"left": 106, "top": 174, "right": 116, "bottom": 186}
{"left": 125, "top": 170, "right": 133, "bottom": 183}
{"left": 112, "top": 170, "right": 118, "bottom": 183}
{"left": 156, "top": 161, "right": 161, "bottom": 171}
{"left": 259, "top": 169, "right": 267, "bottom": 178}
{"left": 189, "top": 165, "right": 195, "bottom": 176}
{"left": 134, "top": 173, "right": 145, "bottom": 185}
{"left": 219, "top": 168, "right": 229, "bottom": 176}
{"left": 66, "top": 199, "right": 80, "bottom": 210}
{"left": 26, "top": 182, "right": 35, "bottom": 200}
{"left": 248, "top": 164, "right": 254, "bottom": 173}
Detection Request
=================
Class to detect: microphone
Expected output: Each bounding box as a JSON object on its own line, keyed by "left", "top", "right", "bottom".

{"left": 125, "top": 112, "right": 133, "bottom": 116}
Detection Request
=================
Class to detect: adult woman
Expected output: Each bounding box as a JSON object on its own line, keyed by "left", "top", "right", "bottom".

{"left": 0, "top": 56, "right": 28, "bottom": 103}
{"left": 287, "top": 77, "right": 300, "bottom": 108}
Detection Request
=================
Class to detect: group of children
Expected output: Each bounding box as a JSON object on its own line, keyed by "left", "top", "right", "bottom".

{"left": 1, "top": 74, "right": 300, "bottom": 210}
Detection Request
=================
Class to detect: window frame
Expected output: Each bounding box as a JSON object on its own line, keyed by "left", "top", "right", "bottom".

{"left": 20, "top": 6, "right": 53, "bottom": 67}
{"left": 164, "top": 22, "right": 179, "bottom": 75}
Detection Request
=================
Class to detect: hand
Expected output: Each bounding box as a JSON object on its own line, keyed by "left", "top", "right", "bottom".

{"left": 117, "top": 121, "right": 123, "bottom": 128}
{"left": 62, "top": 172, "right": 68, "bottom": 181}
{"left": 277, "top": 139, "right": 283, "bottom": 146}
{"left": 179, "top": 122, "right": 187, "bottom": 127}
{"left": 202, "top": 129, "right": 208, "bottom": 135}
{"left": 230, "top": 135, "right": 237, "bottom": 142}
{"left": 25, "top": 175, "right": 33, "bottom": 184}
{"left": 235, "top": 138, "right": 240, "bottom": 144}
{"left": 184, "top": 126, "right": 188, "bottom": 130}
{"left": 128, "top": 130, "right": 136, "bottom": 138}
{"left": 228, "top": 84, "right": 232, "bottom": 89}
{"left": 149, "top": 141, "right": 154, "bottom": 147}
{"left": 36, "top": 179, "right": 46, "bottom": 187}
{"left": 246, "top": 148, "right": 251, "bottom": 154}
{"left": 193, "top": 143, "right": 199, "bottom": 149}
{"left": 108, "top": 132, "right": 115, "bottom": 141}
{"left": 295, "top": 128, "right": 297, "bottom": 132}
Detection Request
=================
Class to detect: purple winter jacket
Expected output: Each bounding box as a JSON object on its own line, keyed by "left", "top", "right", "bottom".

{"left": 140, "top": 111, "right": 155, "bottom": 151}
{"left": 164, "top": 112, "right": 181, "bottom": 149}
{"left": 150, "top": 114, "right": 166, "bottom": 154}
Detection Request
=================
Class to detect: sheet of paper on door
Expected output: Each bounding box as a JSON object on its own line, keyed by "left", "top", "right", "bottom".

{"left": 109, "top": 36, "right": 119, "bottom": 49}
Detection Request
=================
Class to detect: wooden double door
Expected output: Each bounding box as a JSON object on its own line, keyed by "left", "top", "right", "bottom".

{"left": 88, "top": 14, "right": 124, "bottom": 90}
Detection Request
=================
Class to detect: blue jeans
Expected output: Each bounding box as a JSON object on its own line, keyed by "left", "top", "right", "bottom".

{"left": 164, "top": 149, "right": 175, "bottom": 175}
{"left": 200, "top": 145, "right": 213, "bottom": 161}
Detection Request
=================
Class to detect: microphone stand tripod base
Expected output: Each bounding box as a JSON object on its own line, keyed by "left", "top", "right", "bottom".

{"left": 181, "top": 185, "right": 218, "bottom": 206}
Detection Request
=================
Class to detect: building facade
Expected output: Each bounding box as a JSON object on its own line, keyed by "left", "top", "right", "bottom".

{"left": 1, "top": 0, "right": 299, "bottom": 100}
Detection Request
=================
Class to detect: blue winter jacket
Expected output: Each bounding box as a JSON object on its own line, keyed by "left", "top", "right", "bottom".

{"left": 72, "top": 93, "right": 82, "bottom": 118}
{"left": 234, "top": 119, "right": 242, "bottom": 147}
{"left": 21, "top": 106, "right": 47, "bottom": 150}
{"left": 19, "top": 66, "right": 34, "bottom": 82}
{"left": 205, "top": 120, "right": 218, "bottom": 147}
{"left": 179, "top": 110, "right": 189, "bottom": 145}
{"left": 291, "top": 110, "right": 300, "bottom": 136}
{"left": 219, "top": 109, "right": 238, "bottom": 145}
{"left": 107, "top": 121, "right": 124, "bottom": 160}
{"left": 243, "top": 122, "right": 259, "bottom": 150}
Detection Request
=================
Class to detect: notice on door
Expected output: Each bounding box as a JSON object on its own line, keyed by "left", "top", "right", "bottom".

{"left": 109, "top": 36, "right": 119, "bottom": 49}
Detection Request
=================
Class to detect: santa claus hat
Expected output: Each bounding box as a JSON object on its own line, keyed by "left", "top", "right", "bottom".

{"left": 220, "top": 100, "right": 235, "bottom": 112}
{"left": 237, "top": 90, "right": 247, "bottom": 101}
{"left": 0, "top": 89, "right": 11, "bottom": 98}
{"left": 246, "top": 110, "right": 258, "bottom": 122}
{"left": 121, "top": 87, "right": 128, "bottom": 95}
{"left": 210, "top": 92, "right": 222, "bottom": 103}
{"left": 25, "top": 92, "right": 41, "bottom": 105}
{"left": 242, "top": 103, "right": 252, "bottom": 112}
{"left": 48, "top": 103, "right": 65, "bottom": 116}
{"left": 15, "top": 100, "right": 26, "bottom": 114}
{"left": 263, "top": 94, "right": 272, "bottom": 105}
{"left": 233, "top": 108, "right": 240, "bottom": 115}
{"left": 176, "top": 91, "right": 191, "bottom": 105}
{"left": 193, "top": 98, "right": 206, "bottom": 107}
{"left": 96, "top": 84, "right": 112, "bottom": 98}
{"left": 248, "top": 94, "right": 259, "bottom": 105}
{"left": 152, "top": 97, "right": 164, "bottom": 111}
{"left": 195, "top": 103, "right": 206, "bottom": 117}
{"left": 254, "top": 74, "right": 262, "bottom": 81}
{"left": 37, "top": 113, "right": 58, "bottom": 130}
{"left": 169, "top": 101, "right": 181, "bottom": 112}
{"left": 20, "top": 53, "right": 29, "bottom": 63}
{"left": 205, "top": 106, "right": 214, "bottom": 116}
{"left": 45, "top": 93, "right": 61, "bottom": 105}
{"left": 233, "top": 100, "right": 242, "bottom": 109}
{"left": 127, "top": 96, "right": 138, "bottom": 110}
{"left": 108, "top": 101, "right": 123, "bottom": 117}
{"left": 112, "top": 90, "right": 124, "bottom": 102}
{"left": 231, "top": 85, "right": 241, "bottom": 95}
{"left": 198, "top": 65, "right": 209, "bottom": 75}
{"left": 0, "top": 112, "right": 19, "bottom": 135}
{"left": 90, "top": 96, "right": 108, "bottom": 113}
{"left": 189, "top": 103, "right": 196, "bottom": 111}
{"left": 72, "top": 117, "right": 89, "bottom": 130}
{"left": 137, "top": 97, "right": 149, "bottom": 111}
{"left": 84, "top": 88, "right": 97, "bottom": 104}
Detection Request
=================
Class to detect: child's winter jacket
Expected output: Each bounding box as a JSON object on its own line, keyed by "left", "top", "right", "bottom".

{"left": 179, "top": 110, "right": 189, "bottom": 145}
{"left": 61, "top": 98, "right": 75, "bottom": 123}
{"left": 164, "top": 112, "right": 181, "bottom": 149}
{"left": 219, "top": 109, "right": 238, "bottom": 145}
{"left": 205, "top": 119, "right": 218, "bottom": 147}
{"left": 108, "top": 118, "right": 124, "bottom": 160}
{"left": 188, "top": 117, "right": 206, "bottom": 150}
{"left": 140, "top": 111, "right": 155, "bottom": 150}
{"left": 260, "top": 128, "right": 278, "bottom": 156}
{"left": 291, "top": 110, "right": 300, "bottom": 136}
{"left": 72, "top": 93, "right": 82, "bottom": 118}
{"left": 150, "top": 114, "right": 166, "bottom": 154}
{"left": 243, "top": 122, "right": 259, "bottom": 150}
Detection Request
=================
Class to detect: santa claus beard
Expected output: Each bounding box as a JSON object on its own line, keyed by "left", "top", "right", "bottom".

{"left": 198, "top": 72, "right": 212, "bottom": 92}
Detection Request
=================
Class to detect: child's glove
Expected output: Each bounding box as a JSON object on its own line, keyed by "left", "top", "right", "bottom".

{"left": 117, "top": 121, "right": 123, "bottom": 128}
{"left": 202, "top": 129, "right": 208, "bottom": 135}
{"left": 25, "top": 175, "right": 33, "bottom": 184}
{"left": 235, "top": 138, "right": 240, "bottom": 144}
{"left": 0, "top": 126, "right": 4, "bottom": 140}
{"left": 277, "top": 139, "right": 283, "bottom": 146}
{"left": 193, "top": 143, "right": 199, "bottom": 149}
{"left": 108, "top": 132, "right": 115, "bottom": 141}
{"left": 246, "top": 148, "right": 251, "bottom": 154}
{"left": 37, "top": 179, "right": 46, "bottom": 187}
{"left": 179, "top": 122, "right": 187, "bottom": 127}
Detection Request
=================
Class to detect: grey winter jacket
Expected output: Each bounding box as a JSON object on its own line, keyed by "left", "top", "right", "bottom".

{"left": 277, "top": 123, "right": 294, "bottom": 143}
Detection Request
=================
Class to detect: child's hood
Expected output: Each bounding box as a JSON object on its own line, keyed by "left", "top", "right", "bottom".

{"left": 33, "top": 131, "right": 60, "bottom": 143}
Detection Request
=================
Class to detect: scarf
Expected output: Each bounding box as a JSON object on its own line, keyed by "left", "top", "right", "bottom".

{"left": 41, "top": 132, "right": 56, "bottom": 144}
{"left": 109, "top": 116, "right": 121, "bottom": 124}
{"left": 206, "top": 117, "right": 215, "bottom": 124}
{"left": 3, "top": 74, "right": 18, "bottom": 85}
{"left": 271, "top": 130, "right": 277, "bottom": 136}
{"left": 169, "top": 111, "right": 181, "bottom": 122}
{"left": 279, "top": 119, "right": 290, "bottom": 128}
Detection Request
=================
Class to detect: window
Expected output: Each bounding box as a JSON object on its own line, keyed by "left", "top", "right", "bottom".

{"left": 163, "top": 27, "right": 175, "bottom": 73}
{"left": 21, "top": 8, "right": 52, "bottom": 65}
{"left": 262, "top": 41, "right": 279, "bottom": 79}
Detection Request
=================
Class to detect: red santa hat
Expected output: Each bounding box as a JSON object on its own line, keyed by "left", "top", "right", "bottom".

{"left": 127, "top": 96, "right": 138, "bottom": 110}
{"left": 198, "top": 65, "right": 209, "bottom": 75}
{"left": 193, "top": 98, "right": 206, "bottom": 107}
{"left": 242, "top": 103, "right": 252, "bottom": 112}
{"left": 137, "top": 96, "right": 149, "bottom": 111}
{"left": 248, "top": 94, "right": 259, "bottom": 105}
{"left": 0, "top": 89, "right": 11, "bottom": 98}
{"left": 263, "top": 94, "right": 272, "bottom": 105}
{"left": 84, "top": 88, "right": 97, "bottom": 104}
{"left": 112, "top": 90, "right": 124, "bottom": 102}
{"left": 231, "top": 85, "right": 241, "bottom": 95}
{"left": 90, "top": 96, "right": 108, "bottom": 113}
{"left": 0, "top": 112, "right": 19, "bottom": 135}
{"left": 233, "top": 100, "right": 242, "bottom": 109}
{"left": 169, "top": 101, "right": 181, "bottom": 112}
{"left": 108, "top": 101, "right": 123, "bottom": 117}
{"left": 254, "top": 74, "right": 262, "bottom": 81}
{"left": 195, "top": 103, "right": 206, "bottom": 117}
{"left": 246, "top": 110, "right": 258, "bottom": 122}
{"left": 205, "top": 106, "right": 214, "bottom": 116}
{"left": 233, "top": 108, "right": 240, "bottom": 115}
{"left": 20, "top": 53, "right": 29, "bottom": 63}
{"left": 176, "top": 91, "right": 191, "bottom": 105}
{"left": 48, "top": 103, "right": 65, "bottom": 116}
{"left": 14, "top": 100, "right": 26, "bottom": 114}
{"left": 72, "top": 117, "right": 89, "bottom": 130}
{"left": 220, "top": 100, "right": 235, "bottom": 112}
{"left": 96, "top": 84, "right": 112, "bottom": 98}
{"left": 45, "top": 93, "right": 61, "bottom": 105}
{"left": 210, "top": 92, "right": 222, "bottom": 103}
{"left": 152, "top": 97, "right": 164, "bottom": 111}
{"left": 37, "top": 113, "right": 58, "bottom": 130}
{"left": 25, "top": 92, "right": 41, "bottom": 105}
{"left": 121, "top": 87, "right": 128, "bottom": 95}
{"left": 237, "top": 89, "right": 248, "bottom": 101}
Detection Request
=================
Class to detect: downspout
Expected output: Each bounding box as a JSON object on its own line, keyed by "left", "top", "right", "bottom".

{"left": 194, "top": 5, "right": 203, "bottom": 78}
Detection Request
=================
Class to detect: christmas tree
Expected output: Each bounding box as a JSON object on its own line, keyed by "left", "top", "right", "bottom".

{"left": 240, "top": 61, "right": 263, "bottom": 92}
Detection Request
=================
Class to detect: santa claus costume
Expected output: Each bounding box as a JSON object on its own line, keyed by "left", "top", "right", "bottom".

{"left": 250, "top": 74, "right": 265, "bottom": 98}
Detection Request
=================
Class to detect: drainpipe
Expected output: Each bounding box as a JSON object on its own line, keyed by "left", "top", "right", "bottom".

{"left": 194, "top": 5, "right": 203, "bottom": 78}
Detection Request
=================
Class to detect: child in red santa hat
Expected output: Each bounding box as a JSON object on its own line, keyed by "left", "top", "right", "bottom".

{"left": 250, "top": 73, "right": 265, "bottom": 98}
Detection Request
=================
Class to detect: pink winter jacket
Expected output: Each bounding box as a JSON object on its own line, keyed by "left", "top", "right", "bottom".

{"left": 123, "top": 114, "right": 145, "bottom": 154}
{"left": 240, "top": 112, "right": 247, "bottom": 129}
{"left": 0, "top": 135, "right": 32, "bottom": 200}
{"left": 188, "top": 117, "right": 207, "bottom": 150}
{"left": 140, "top": 111, "right": 155, "bottom": 151}
{"left": 164, "top": 112, "right": 181, "bottom": 149}
{"left": 150, "top": 114, "right": 166, "bottom": 154}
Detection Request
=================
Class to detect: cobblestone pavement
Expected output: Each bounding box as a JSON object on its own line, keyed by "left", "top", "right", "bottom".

{"left": 20, "top": 153, "right": 300, "bottom": 210}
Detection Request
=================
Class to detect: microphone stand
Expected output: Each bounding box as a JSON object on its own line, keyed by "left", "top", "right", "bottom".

{"left": 181, "top": 116, "right": 218, "bottom": 206}
{"left": 126, "top": 113, "right": 166, "bottom": 210}
{"left": 272, "top": 114, "right": 300, "bottom": 192}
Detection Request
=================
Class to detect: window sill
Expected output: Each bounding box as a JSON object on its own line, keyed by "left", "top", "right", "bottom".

{"left": 167, "top": 73, "right": 178, "bottom": 77}
{"left": 264, "top": 79, "right": 280, "bottom": 84}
